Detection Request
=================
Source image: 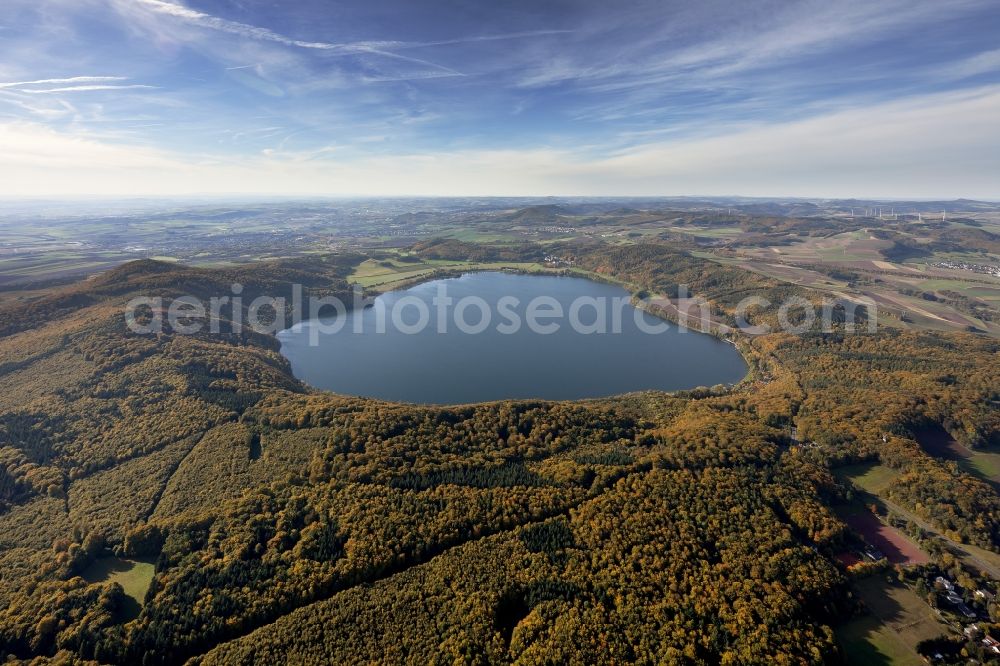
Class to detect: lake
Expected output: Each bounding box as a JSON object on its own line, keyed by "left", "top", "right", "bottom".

{"left": 277, "top": 272, "right": 747, "bottom": 404}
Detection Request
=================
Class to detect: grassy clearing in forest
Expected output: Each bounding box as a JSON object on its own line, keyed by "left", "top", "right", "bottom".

{"left": 836, "top": 575, "right": 952, "bottom": 666}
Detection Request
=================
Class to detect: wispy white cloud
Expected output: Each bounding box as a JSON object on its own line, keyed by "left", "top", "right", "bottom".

{"left": 361, "top": 71, "right": 463, "bottom": 84}
{"left": 0, "top": 76, "right": 127, "bottom": 90}
{"left": 929, "top": 48, "right": 1000, "bottom": 81}
{"left": 516, "top": 0, "right": 996, "bottom": 93}
{"left": 402, "top": 30, "right": 573, "bottom": 50}
{"left": 0, "top": 95, "right": 78, "bottom": 120}
{"left": 126, "top": 0, "right": 567, "bottom": 81}
{"left": 2, "top": 85, "right": 997, "bottom": 199}
{"left": 20, "top": 84, "right": 157, "bottom": 94}
{"left": 132, "top": 0, "right": 565, "bottom": 54}
{"left": 131, "top": 0, "right": 354, "bottom": 51}
{"left": 126, "top": 0, "right": 462, "bottom": 77}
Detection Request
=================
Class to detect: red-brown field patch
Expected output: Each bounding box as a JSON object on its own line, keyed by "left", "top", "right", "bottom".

{"left": 839, "top": 505, "right": 930, "bottom": 565}
{"left": 914, "top": 424, "right": 972, "bottom": 460}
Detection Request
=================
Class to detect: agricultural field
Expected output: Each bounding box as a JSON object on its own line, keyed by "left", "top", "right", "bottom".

{"left": 347, "top": 255, "right": 551, "bottom": 291}
{"left": 744, "top": 230, "right": 888, "bottom": 265}
{"left": 836, "top": 576, "right": 954, "bottom": 666}
{"left": 836, "top": 503, "right": 930, "bottom": 565}
{"left": 835, "top": 463, "right": 901, "bottom": 495}
{"left": 698, "top": 222, "right": 1000, "bottom": 336}
{"left": 666, "top": 224, "right": 744, "bottom": 239}
{"left": 439, "top": 228, "right": 522, "bottom": 243}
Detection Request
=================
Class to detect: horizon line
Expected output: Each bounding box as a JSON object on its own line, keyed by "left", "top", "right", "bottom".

{"left": 0, "top": 194, "right": 997, "bottom": 204}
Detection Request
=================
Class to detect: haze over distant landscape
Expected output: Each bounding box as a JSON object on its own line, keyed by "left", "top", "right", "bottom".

{"left": 1, "top": 0, "right": 999, "bottom": 197}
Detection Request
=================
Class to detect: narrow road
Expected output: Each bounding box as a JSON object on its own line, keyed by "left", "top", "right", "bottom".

{"left": 875, "top": 492, "right": 1000, "bottom": 580}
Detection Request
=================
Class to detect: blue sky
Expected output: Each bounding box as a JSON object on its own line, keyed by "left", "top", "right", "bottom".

{"left": 0, "top": 0, "right": 998, "bottom": 197}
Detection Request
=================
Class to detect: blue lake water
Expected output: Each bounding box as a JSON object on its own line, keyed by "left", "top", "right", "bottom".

{"left": 277, "top": 272, "right": 747, "bottom": 404}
